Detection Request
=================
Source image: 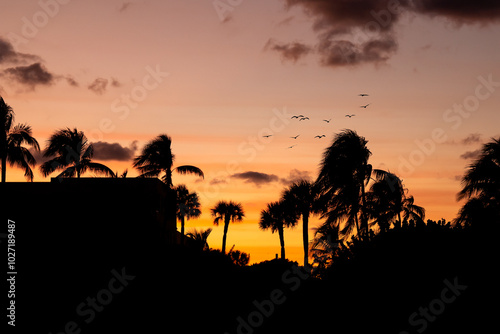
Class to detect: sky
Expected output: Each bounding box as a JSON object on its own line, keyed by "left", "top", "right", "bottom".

{"left": 1, "top": 0, "right": 499, "bottom": 264}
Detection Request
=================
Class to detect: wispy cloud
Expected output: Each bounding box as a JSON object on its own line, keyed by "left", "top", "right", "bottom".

{"left": 280, "top": 169, "right": 312, "bottom": 186}
{"left": 88, "top": 77, "right": 109, "bottom": 95}
{"left": 459, "top": 149, "right": 482, "bottom": 160}
{"left": 461, "top": 133, "right": 482, "bottom": 145}
{"left": 264, "top": 39, "right": 313, "bottom": 63}
{"left": 0, "top": 37, "right": 40, "bottom": 65}
{"left": 118, "top": 1, "right": 133, "bottom": 13}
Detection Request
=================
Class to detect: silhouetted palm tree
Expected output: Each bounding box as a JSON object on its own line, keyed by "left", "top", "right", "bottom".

{"left": 112, "top": 169, "right": 128, "bottom": 178}
{"left": 315, "top": 130, "right": 372, "bottom": 240}
{"left": 455, "top": 137, "right": 500, "bottom": 226}
{"left": 227, "top": 245, "right": 250, "bottom": 266}
{"left": 40, "top": 128, "right": 114, "bottom": 178}
{"left": 133, "top": 134, "right": 204, "bottom": 187}
{"left": 0, "top": 97, "right": 40, "bottom": 182}
{"left": 283, "top": 180, "right": 320, "bottom": 267}
{"left": 175, "top": 184, "right": 201, "bottom": 245}
{"left": 211, "top": 201, "right": 245, "bottom": 254}
{"left": 310, "top": 223, "right": 341, "bottom": 271}
{"left": 186, "top": 228, "right": 212, "bottom": 251}
{"left": 366, "top": 170, "right": 425, "bottom": 232}
{"left": 259, "top": 200, "right": 299, "bottom": 259}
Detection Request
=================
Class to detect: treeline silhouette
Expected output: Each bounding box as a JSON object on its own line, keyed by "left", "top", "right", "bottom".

{"left": 2, "top": 95, "right": 499, "bottom": 333}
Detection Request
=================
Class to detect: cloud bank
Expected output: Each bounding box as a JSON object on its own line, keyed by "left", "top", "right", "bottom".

{"left": 268, "top": 0, "right": 500, "bottom": 67}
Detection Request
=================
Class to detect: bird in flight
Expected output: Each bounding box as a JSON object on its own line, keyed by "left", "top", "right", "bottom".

{"left": 345, "top": 114, "right": 355, "bottom": 118}
{"left": 291, "top": 115, "right": 304, "bottom": 119}
{"left": 323, "top": 119, "right": 331, "bottom": 123}
{"left": 262, "top": 135, "right": 273, "bottom": 138}
{"left": 360, "top": 104, "right": 370, "bottom": 108}
{"left": 358, "top": 94, "right": 369, "bottom": 97}
{"left": 314, "top": 135, "right": 326, "bottom": 138}
{"left": 290, "top": 135, "right": 300, "bottom": 139}
{"left": 287, "top": 145, "right": 296, "bottom": 149}
{"left": 299, "top": 117, "right": 310, "bottom": 121}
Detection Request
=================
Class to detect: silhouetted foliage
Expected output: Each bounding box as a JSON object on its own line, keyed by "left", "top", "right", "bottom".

{"left": 40, "top": 128, "right": 114, "bottom": 178}
{"left": 455, "top": 137, "right": 500, "bottom": 227}
{"left": 316, "top": 129, "right": 372, "bottom": 241}
{"left": 259, "top": 200, "right": 299, "bottom": 259}
{"left": 133, "top": 134, "right": 204, "bottom": 187}
{"left": 211, "top": 200, "right": 245, "bottom": 254}
{"left": 175, "top": 184, "right": 201, "bottom": 244}
{"left": 282, "top": 180, "right": 320, "bottom": 266}
{"left": 0, "top": 96, "right": 40, "bottom": 182}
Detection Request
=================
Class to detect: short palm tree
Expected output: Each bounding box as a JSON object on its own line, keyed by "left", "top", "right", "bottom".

{"left": 133, "top": 134, "right": 204, "bottom": 187}
{"left": 175, "top": 184, "right": 202, "bottom": 245}
{"left": 186, "top": 228, "right": 212, "bottom": 251}
{"left": 315, "top": 130, "right": 372, "bottom": 241}
{"left": 366, "top": 170, "right": 425, "bottom": 232}
{"left": 259, "top": 200, "right": 299, "bottom": 259}
{"left": 211, "top": 201, "right": 245, "bottom": 254}
{"left": 282, "top": 180, "right": 320, "bottom": 267}
{"left": 40, "top": 128, "right": 114, "bottom": 178}
{"left": 455, "top": 137, "right": 500, "bottom": 226}
{"left": 0, "top": 97, "right": 40, "bottom": 182}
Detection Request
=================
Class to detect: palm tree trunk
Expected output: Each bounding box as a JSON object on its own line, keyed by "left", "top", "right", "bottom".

{"left": 180, "top": 215, "right": 185, "bottom": 245}
{"left": 360, "top": 180, "right": 369, "bottom": 240}
{"left": 278, "top": 225, "right": 285, "bottom": 259}
{"left": 354, "top": 213, "right": 361, "bottom": 238}
{"left": 302, "top": 211, "right": 309, "bottom": 266}
{"left": 166, "top": 169, "right": 173, "bottom": 188}
{"left": 222, "top": 216, "right": 229, "bottom": 254}
{"left": 1, "top": 155, "right": 6, "bottom": 183}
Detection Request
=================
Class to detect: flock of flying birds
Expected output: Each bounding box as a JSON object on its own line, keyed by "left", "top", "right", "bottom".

{"left": 262, "top": 94, "right": 372, "bottom": 149}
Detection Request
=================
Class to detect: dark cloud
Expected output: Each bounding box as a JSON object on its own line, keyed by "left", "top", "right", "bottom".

{"left": 88, "top": 78, "right": 108, "bottom": 95}
{"left": 460, "top": 149, "right": 482, "bottom": 160}
{"left": 461, "top": 133, "right": 482, "bottom": 145}
{"left": 1, "top": 62, "right": 55, "bottom": 89}
{"left": 264, "top": 39, "right": 312, "bottom": 63}
{"left": 275, "top": 0, "right": 500, "bottom": 67}
{"left": 280, "top": 169, "right": 312, "bottom": 186}
{"left": 0, "top": 37, "right": 40, "bottom": 65}
{"left": 231, "top": 171, "right": 280, "bottom": 187}
{"left": 411, "top": 0, "right": 500, "bottom": 24}
{"left": 92, "top": 141, "right": 138, "bottom": 161}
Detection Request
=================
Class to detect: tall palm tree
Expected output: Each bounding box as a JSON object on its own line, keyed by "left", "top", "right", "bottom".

{"left": 0, "top": 97, "right": 40, "bottom": 182}
{"left": 315, "top": 130, "right": 372, "bottom": 241}
{"left": 282, "top": 180, "right": 320, "bottom": 267}
{"left": 211, "top": 201, "right": 245, "bottom": 254}
{"left": 366, "top": 170, "right": 425, "bottom": 232}
{"left": 40, "top": 128, "right": 114, "bottom": 178}
{"left": 175, "top": 184, "right": 201, "bottom": 245}
{"left": 133, "top": 134, "right": 204, "bottom": 187}
{"left": 455, "top": 137, "right": 500, "bottom": 227}
{"left": 259, "top": 200, "right": 299, "bottom": 259}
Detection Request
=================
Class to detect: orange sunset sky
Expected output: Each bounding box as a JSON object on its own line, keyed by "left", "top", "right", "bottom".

{"left": 1, "top": 0, "right": 499, "bottom": 263}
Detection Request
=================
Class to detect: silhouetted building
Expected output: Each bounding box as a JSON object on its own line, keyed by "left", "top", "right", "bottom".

{"left": 2, "top": 177, "right": 176, "bottom": 331}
